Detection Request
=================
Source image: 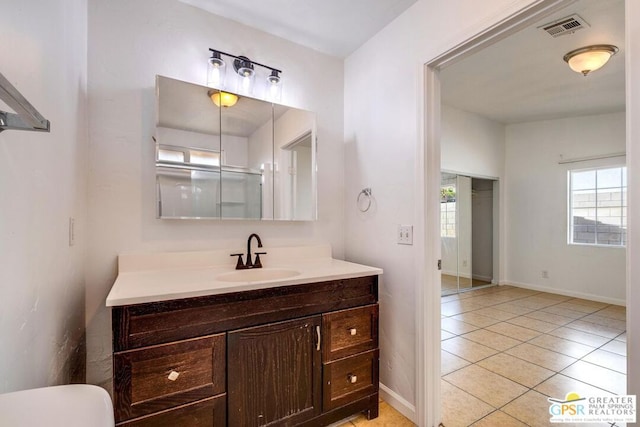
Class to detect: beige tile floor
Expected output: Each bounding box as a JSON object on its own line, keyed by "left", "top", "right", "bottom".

{"left": 441, "top": 285, "right": 627, "bottom": 427}
{"left": 337, "top": 285, "right": 626, "bottom": 427}
{"left": 337, "top": 400, "right": 415, "bottom": 426}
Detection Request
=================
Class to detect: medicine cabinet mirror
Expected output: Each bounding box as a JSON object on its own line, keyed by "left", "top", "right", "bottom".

{"left": 155, "top": 75, "right": 317, "bottom": 221}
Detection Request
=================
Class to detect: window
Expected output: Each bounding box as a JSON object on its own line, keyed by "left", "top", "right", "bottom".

{"left": 569, "top": 166, "right": 627, "bottom": 246}
{"left": 441, "top": 184, "right": 456, "bottom": 238}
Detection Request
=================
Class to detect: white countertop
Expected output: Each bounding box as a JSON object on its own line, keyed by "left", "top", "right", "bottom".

{"left": 106, "top": 245, "right": 383, "bottom": 306}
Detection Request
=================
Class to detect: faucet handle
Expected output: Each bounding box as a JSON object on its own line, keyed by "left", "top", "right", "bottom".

{"left": 230, "top": 253, "right": 246, "bottom": 270}
{"left": 253, "top": 252, "right": 267, "bottom": 269}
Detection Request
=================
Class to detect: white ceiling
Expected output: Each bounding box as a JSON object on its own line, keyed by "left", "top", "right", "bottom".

{"left": 440, "top": 0, "right": 625, "bottom": 124}
{"left": 178, "top": 0, "right": 623, "bottom": 124}
{"left": 178, "top": 0, "right": 418, "bottom": 57}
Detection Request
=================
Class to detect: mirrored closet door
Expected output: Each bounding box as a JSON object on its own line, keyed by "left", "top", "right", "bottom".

{"left": 441, "top": 172, "right": 498, "bottom": 296}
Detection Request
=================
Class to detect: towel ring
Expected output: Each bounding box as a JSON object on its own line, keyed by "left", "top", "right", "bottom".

{"left": 357, "top": 188, "right": 372, "bottom": 212}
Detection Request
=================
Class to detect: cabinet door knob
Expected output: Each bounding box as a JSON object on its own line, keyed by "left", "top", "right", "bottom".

{"left": 348, "top": 374, "right": 357, "bottom": 384}
{"left": 349, "top": 328, "right": 357, "bottom": 336}
{"left": 167, "top": 370, "right": 180, "bottom": 381}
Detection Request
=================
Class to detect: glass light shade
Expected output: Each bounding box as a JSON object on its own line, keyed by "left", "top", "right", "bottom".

{"left": 208, "top": 90, "right": 238, "bottom": 108}
{"left": 563, "top": 45, "right": 618, "bottom": 76}
{"left": 236, "top": 72, "right": 254, "bottom": 95}
{"left": 233, "top": 57, "right": 255, "bottom": 95}
{"left": 207, "top": 53, "right": 226, "bottom": 87}
{"left": 266, "top": 71, "right": 282, "bottom": 102}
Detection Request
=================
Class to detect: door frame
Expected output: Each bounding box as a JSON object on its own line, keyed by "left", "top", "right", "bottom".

{"left": 416, "top": 1, "right": 578, "bottom": 425}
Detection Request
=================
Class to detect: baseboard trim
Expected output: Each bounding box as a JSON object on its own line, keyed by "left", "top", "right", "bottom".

{"left": 379, "top": 383, "right": 417, "bottom": 423}
{"left": 503, "top": 281, "right": 626, "bottom": 306}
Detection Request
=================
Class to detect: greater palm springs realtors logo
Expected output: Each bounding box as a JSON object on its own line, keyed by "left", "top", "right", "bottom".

{"left": 548, "top": 392, "right": 636, "bottom": 423}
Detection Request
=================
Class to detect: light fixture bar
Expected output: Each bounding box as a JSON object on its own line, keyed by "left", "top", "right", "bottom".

{"left": 208, "top": 48, "right": 282, "bottom": 74}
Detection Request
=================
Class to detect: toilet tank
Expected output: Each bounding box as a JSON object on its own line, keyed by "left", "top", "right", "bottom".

{"left": 0, "top": 384, "right": 114, "bottom": 427}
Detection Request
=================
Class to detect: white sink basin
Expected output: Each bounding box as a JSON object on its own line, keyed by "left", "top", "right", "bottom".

{"left": 0, "top": 384, "right": 114, "bottom": 427}
{"left": 216, "top": 268, "right": 301, "bottom": 282}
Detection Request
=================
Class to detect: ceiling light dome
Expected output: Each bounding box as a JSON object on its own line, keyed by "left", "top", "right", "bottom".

{"left": 208, "top": 90, "right": 238, "bottom": 108}
{"left": 563, "top": 44, "right": 619, "bottom": 76}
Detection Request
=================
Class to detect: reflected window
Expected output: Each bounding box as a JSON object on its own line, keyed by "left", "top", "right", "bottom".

{"left": 569, "top": 166, "right": 627, "bottom": 246}
{"left": 157, "top": 147, "right": 220, "bottom": 167}
{"left": 441, "top": 184, "right": 456, "bottom": 238}
{"left": 157, "top": 148, "right": 184, "bottom": 163}
{"left": 190, "top": 150, "right": 220, "bottom": 167}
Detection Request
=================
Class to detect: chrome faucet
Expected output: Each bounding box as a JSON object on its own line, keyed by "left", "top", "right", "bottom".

{"left": 231, "top": 233, "right": 266, "bottom": 270}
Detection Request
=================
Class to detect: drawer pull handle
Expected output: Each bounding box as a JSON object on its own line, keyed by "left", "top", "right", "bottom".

{"left": 348, "top": 374, "right": 357, "bottom": 384}
{"left": 316, "top": 325, "right": 321, "bottom": 351}
{"left": 349, "top": 328, "right": 357, "bottom": 336}
{"left": 167, "top": 371, "right": 180, "bottom": 381}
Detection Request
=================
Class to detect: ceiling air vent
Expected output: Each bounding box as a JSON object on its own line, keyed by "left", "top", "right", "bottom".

{"left": 539, "top": 14, "right": 589, "bottom": 38}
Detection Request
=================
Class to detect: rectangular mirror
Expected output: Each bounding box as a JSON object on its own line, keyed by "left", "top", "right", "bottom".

{"left": 155, "top": 75, "right": 317, "bottom": 220}
{"left": 156, "top": 76, "right": 221, "bottom": 219}
{"left": 274, "top": 105, "right": 317, "bottom": 221}
{"left": 220, "top": 95, "right": 272, "bottom": 219}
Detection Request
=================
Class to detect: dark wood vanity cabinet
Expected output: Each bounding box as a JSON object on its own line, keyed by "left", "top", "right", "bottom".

{"left": 111, "top": 275, "right": 379, "bottom": 426}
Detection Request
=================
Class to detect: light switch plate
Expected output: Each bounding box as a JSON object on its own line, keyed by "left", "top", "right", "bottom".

{"left": 397, "top": 225, "right": 413, "bottom": 245}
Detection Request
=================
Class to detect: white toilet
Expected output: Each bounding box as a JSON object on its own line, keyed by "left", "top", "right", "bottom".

{"left": 0, "top": 384, "right": 114, "bottom": 427}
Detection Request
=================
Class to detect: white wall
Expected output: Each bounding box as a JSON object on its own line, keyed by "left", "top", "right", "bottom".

{"left": 504, "top": 112, "right": 626, "bottom": 303}
{"left": 86, "top": 0, "right": 345, "bottom": 388}
{"left": 441, "top": 105, "right": 506, "bottom": 178}
{"left": 0, "top": 0, "right": 88, "bottom": 392}
{"left": 344, "top": 0, "right": 538, "bottom": 413}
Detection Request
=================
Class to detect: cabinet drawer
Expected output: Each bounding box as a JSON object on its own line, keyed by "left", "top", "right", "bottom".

{"left": 322, "top": 349, "right": 379, "bottom": 411}
{"left": 113, "top": 334, "right": 225, "bottom": 422}
{"left": 117, "top": 395, "right": 226, "bottom": 427}
{"left": 113, "top": 276, "right": 377, "bottom": 351}
{"left": 323, "top": 304, "right": 378, "bottom": 361}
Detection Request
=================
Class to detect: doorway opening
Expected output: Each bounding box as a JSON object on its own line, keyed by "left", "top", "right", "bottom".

{"left": 418, "top": 0, "right": 626, "bottom": 425}
{"left": 280, "top": 131, "right": 313, "bottom": 219}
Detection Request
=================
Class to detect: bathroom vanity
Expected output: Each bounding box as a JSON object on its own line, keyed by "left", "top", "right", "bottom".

{"left": 107, "top": 246, "right": 382, "bottom": 426}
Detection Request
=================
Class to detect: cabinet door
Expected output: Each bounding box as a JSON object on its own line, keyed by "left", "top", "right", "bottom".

{"left": 228, "top": 316, "right": 322, "bottom": 426}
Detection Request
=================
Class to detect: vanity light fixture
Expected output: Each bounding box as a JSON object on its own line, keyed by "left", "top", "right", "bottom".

{"left": 233, "top": 56, "right": 255, "bottom": 94}
{"left": 563, "top": 44, "right": 619, "bottom": 76}
{"left": 208, "top": 48, "right": 283, "bottom": 99}
{"left": 207, "top": 90, "right": 239, "bottom": 108}
{"left": 267, "top": 70, "right": 282, "bottom": 100}
{"left": 207, "top": 50, "right": 226, "bottom": 87}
